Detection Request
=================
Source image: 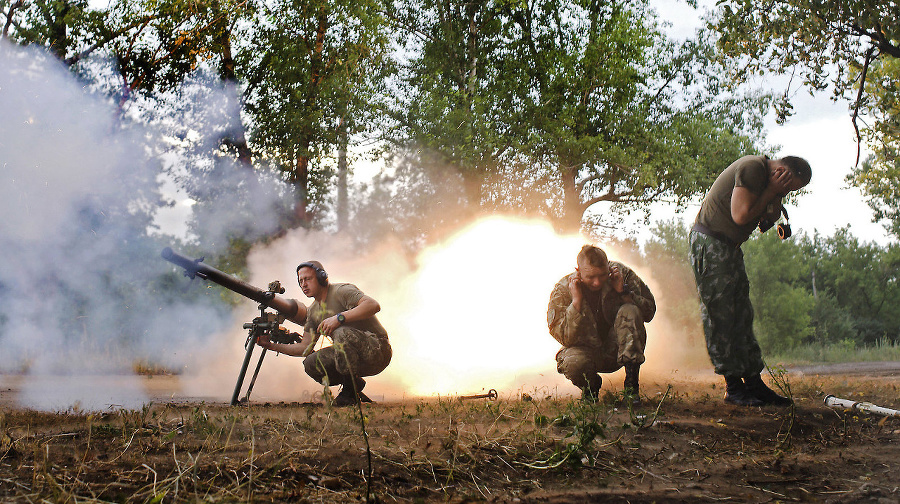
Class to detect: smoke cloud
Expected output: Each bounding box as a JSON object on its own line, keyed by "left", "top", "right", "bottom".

{"left": 0, "top": 41, "right": 292, "bottom": 410}
{"left": 0, "top": 40, "right": 710, "bottom": 410}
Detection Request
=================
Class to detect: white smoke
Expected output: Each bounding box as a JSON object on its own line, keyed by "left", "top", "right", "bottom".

{"left": 0, "top": 41, "right": 292, "bottom": 410}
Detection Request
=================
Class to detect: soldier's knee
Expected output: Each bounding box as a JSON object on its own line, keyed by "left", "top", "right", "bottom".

{"left": 303, "top": 353, "right": 328, "bottom": 383}
{"left": 616, "top": 303, "right": 643, "bottom": 324}
{"left": 557, "top": 356, "right": 594, "bottom": 383}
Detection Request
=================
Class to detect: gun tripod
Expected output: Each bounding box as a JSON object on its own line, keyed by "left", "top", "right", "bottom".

{"left": 231, "top": 281, "right": 300, "bottom": 406}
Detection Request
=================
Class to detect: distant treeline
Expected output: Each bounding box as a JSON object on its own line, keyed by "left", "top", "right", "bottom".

{"left": 634, "top": 220, "right": 900, "bottom": 354}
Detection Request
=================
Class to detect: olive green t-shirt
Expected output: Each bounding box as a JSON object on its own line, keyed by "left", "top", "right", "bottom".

{"left": 695, "top": 155, "right": 769, "bottom": 245}
{"left": 304, "top": 283, "right": 388, "bottom": 338}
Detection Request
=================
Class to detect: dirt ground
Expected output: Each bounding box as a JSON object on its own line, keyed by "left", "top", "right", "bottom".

{"left": 1, "top": 366, "right": 899, "bottom": 503}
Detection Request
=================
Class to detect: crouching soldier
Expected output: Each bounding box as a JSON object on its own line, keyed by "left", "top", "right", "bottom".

{"left": 547, "top": 245, "right": 656, "bottom": 401}
{"left": 257, "top": 261, "right": 392, "bottom": 406}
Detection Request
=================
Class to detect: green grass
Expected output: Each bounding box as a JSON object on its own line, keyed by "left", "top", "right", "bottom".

{"left": 768, "top": 338, "right": 900, "bottom": 365}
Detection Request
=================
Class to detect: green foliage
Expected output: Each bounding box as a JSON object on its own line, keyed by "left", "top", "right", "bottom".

{"left": 744, "top": 231, "right": 815, "bottom": 352}
{"left": 388, "top": 0, "right": 768, "bottom": 232}
{"left": 240, "top": 0, "right": 393, "bottom": 226}
{"left": 713, "top": 0, "right": 899, "bottom": 119}
{"left": 809, "top": 294, "right": 857, "bottom": 345}
{"left": 713, "top": 0, "right": 900, "bottom": 237}
{"left": 811, "top": 228, "right": 900, "bottom": 344}
{"left": 526, "top": 400, "right": 607, "bottom": 469}
{"left": 848, "top": 56, "right": 900, "bottom": 237}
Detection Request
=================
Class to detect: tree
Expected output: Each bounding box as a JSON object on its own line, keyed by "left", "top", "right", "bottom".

{"left": 744, "top": 231, "right": 815, "bottom": 352}
{"left": 712, "top": 0, "right": 900, "bottom": 236}
{"left": 811, "top": 227, "right": 900, "bottom": 344}
{"left": 504, "top": 2, "right": 768, "bottom": 232}
{"left": 241, "top": 0, "right": 392, "bottom": 228}
{"left": 846, "top": 58, "right": 900, "bottom": 236}
{"left": 389, "top": 0, "right": 768, "bottom": 234}
{"left": 385, "top": 0, "right": 514, "bottom": 216}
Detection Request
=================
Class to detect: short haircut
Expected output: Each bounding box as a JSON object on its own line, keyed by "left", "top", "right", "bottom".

{"left": 577, "top": 245, "right": 608, "bottom": 268}
{"left": 780, "top": 156, "right": 812, "bottom": 186}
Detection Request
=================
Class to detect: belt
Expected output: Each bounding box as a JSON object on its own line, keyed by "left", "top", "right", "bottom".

{"left": 692, "top": 222, "right": 739, "bottom": 248}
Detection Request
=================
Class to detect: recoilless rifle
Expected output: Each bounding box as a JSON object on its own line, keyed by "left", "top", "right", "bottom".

{"left": 161, "top": 247, "right": 304, "bottom": 405}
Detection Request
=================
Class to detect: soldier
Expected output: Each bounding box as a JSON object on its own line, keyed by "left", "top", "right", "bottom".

{"left": 257, "top": 261, "right": 392, "bottom": 406}
{"left": 690, "top": 155, "right": 811, "bottom": 407}
{"left": 548, "top": 245, "right": 656, "bottom": 401}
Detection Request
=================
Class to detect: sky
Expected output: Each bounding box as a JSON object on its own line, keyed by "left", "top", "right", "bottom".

{"left": 656, "top": 1, "right": 892, "bottom": 246}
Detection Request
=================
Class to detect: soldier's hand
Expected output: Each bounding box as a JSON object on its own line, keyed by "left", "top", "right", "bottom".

{"left": 256, "top": 333, "right": 273, "bottom": 349}
{"left": 317, "top": 316, "right": 341, "bottom": 337}
{"left": 568, "top": 270, "right": 583, "bottom": 308}
{"left": 769, "top": 166, "right": 793, "bottom": 195}
{"left": 609, "top": 265, "right": 625, "bottom": 293}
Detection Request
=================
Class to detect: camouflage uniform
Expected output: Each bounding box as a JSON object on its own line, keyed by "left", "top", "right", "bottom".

{"left": 690, "top": 155, "right": 770, "bottom": 378}
{"left": 547, "top": 262, "right": 656, "bottom": 389}
{"left": 303, "top": 283, "right": 392, "bottom": 386}
{"left": 689, "top": 231, "right": 765, "bottom": 377}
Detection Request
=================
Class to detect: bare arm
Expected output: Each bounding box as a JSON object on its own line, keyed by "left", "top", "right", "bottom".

{"left": 317, "top": 295, "right": 381, "bottom": 336}
{"left": 257, "top": 329, "right": 316, "bottom": 357}
{"left": 731, "top": 167, "right": 793, "bottom": 225}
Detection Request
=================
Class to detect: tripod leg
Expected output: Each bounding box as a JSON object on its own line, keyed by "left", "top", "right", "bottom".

{"left": 231, "top": 340, "right": 257, "bottom": 406}
{"left": 241, "top": 349, "right": 268, "bottom": 404}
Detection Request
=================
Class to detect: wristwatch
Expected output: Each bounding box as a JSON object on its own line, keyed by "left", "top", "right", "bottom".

{"left": 336, "top": 313, "right": 346, "bottom": 325}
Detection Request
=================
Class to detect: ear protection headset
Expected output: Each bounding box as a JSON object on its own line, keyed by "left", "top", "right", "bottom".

{"left": 777, "top": 207, "right": 792, "bottom": 239}
{"left": 758, "top": 206, "right": 793, "bottom": 239}
{"left": 296, "top": 262, "right": 328, "bottom": 287}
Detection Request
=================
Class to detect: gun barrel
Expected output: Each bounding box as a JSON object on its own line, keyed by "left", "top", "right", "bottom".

{"left": 824, "top": 394, "right": 900, "bottom": 417}
{"left": 161, "top": 247, "right": 303, "bottom": 321}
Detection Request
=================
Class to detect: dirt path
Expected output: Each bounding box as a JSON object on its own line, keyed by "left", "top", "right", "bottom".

{"left": 788, "top": 360, "right": 900, "bottom": 377}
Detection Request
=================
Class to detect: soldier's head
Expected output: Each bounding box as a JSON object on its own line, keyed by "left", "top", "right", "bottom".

{"left": 296, "top": 260, "right": 328, "bottom": 299}
{"left": 576, "top": 245, "right": 610, "bottom": 292}
{"left": 775, "top": 156, "right": 812, "bottom": 192}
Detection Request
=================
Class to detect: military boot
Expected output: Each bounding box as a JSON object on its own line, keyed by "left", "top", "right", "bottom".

{"left": 623, "top": 363, "right": 640, "bottom": 395}
{"left": 724, "top": 376, "right": 765, "bottom": 407}
{"left": 744, "top": 374, "right": 792, "bottom": 406}
{"left": 332, "top": 377, "right": 373, "bottom": 407}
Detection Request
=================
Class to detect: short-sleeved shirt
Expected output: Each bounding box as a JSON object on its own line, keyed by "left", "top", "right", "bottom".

{"left": 695, "top": 155, "right": 769, "bottom": 245}
{"left": 304, "top": 283, "right": 388, "bottom": 338}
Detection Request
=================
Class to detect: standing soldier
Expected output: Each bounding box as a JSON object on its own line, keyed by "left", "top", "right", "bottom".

{"left": 548, "top": 245, "right": 656, "bottom": 401}
{"left": 690, "top": 155, "right": 811, "bottom": 406}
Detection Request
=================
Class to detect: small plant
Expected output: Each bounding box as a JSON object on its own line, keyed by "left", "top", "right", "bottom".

{"left": 768, "top": 364, "right": 796, "bottom": 451}
{"left": 522, "top": 399, "right": 608, "bottom": 469}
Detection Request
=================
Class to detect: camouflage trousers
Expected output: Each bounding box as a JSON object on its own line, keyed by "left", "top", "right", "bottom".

{"left": 556, "top": 304, "right": 647, "bottom": 388}
{"left": 303, "top": 326, "right": 392, "bottom": 387}
{"left": 689, "top": 230, "right": 764, "bottom": 377}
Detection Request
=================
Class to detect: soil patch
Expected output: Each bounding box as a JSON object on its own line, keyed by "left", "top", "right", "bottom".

{"left": 1, "top": 372, "right": 899, "bottom": 503}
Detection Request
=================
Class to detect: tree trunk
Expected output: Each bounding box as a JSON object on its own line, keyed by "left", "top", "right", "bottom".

{"left": 290, "top": 9, "right": 328, "bottom": 229}
{"left": 336, "top": 114, "right": 349, "bottom": 232}
{"left": 293, "top": 154, "right": 310, "bottom": 226}
{"left": 558, "top": 163, "right": 584, "bottom": 233}
{"left": 47, "top": 2, "right": 71, "bottom": 62}
{"left": 213, "top": 4, "right": 253, "bottom": 168}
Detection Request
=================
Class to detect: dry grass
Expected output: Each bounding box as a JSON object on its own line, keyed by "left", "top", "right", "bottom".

{"left": 1, "top": 375, "right": 899, "bottom": 503}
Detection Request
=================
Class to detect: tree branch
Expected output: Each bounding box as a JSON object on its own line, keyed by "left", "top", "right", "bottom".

{"left": 852, "top": 46, "right": 876, "bottom": 167}
{"left": 2, "top": 0, "right": 24, "bottom": 39}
